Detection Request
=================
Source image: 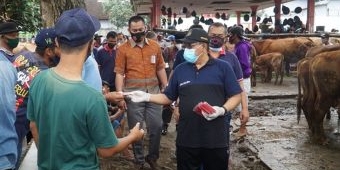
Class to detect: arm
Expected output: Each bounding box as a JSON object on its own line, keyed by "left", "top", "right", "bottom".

{"left": 97, "top": 122, "right": 144, "bottom": 158}
{"left": 222, "top": 93, "right": 242, "bottom": 112}
{"left": 238, "top": 81, "right": 249, "bottom": 124}
{"left": 115, "top": 73, "right": 127, "bottom": 109}
{"left": 156, "top": 69, "right": 168, "bottom": 90}
{"left": 30, "top": 121, "right": 39, "bottom": 148}
{"left": 149, "top": 93, "right": 173, "bottom": 105}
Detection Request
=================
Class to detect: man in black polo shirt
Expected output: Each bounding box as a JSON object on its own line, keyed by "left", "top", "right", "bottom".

{"left": 124, "top": 28, "right": 242, "bottom": 170}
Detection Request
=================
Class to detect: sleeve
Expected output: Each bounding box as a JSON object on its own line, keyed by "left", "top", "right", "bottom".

{"left": 156, "top": 45, "right": 166, "bottom": 70}
{"left": 27, "top": 73, "right": 38, "bottom": 121}
{"left": 223, "top": 62, "right": 242, "bottom": 98}
{"left": 114, "top": 46, "right": 126, "bottom": 75}
{"left": 87, "top": 97, "right": 118, "bottom": 148}
{"left": 163, "top": 68, "right": 179, "bottom": 101}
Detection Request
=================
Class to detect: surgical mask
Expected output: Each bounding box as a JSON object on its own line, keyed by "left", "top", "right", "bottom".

{"left": 184, "top": 48, "right": 198, "bottom": 63}
{"left": 175, "top": 44, "right": 182, "bottom": 50}
{"left": 130, "top": 31, "right": 145, "bottom": 43}
{"left": 5, "top": 37, "right": 19, "bottom": 49}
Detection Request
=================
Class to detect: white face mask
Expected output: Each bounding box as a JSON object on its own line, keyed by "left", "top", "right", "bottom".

{"left": 175, "top": 44, "right": 182, "bottom": 50}
{"left": 209, "top": 47, "right": 222, "bottom": 52}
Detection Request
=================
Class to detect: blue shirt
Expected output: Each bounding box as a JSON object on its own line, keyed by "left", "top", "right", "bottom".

{"left": 95, "top": 45, "right": 116, "bottom": 89}
{"left": 218, "top": 51, "right": 243, "bottom": 81}
{"left": 82, "top": 53, "right": 102, "bottom": 92}
{"left": 0, "top": 52, "right": 18, "bottom": 170}
{"left": 164, "top": 57, "right": 242, "bottom": 148}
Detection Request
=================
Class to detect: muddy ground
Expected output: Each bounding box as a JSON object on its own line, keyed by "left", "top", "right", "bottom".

{"left": 100, "top": 76, "right": 340, "bottom": 170}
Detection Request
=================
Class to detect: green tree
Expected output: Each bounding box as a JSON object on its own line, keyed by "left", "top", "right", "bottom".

{"left": 0, "top": 0, "right": 42, "bottom": 32}
{"left": 102, "top": 0, "right": 133, "bottom": 30}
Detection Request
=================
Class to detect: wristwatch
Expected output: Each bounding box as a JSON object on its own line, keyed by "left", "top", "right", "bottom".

{"left": 223, "top": 106, "right": 228, "bottom": 114}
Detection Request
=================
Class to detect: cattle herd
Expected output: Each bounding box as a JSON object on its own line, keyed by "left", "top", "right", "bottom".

{"left": 248, "top": 36, "right": 340, "bottom": 145}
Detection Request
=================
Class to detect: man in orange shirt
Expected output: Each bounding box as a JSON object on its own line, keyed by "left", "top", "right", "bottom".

{"left": 114, "top": 15, "right": 167, "bottom": 169}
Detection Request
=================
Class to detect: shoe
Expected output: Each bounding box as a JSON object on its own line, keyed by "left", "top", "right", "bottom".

{"left": 145, "top": 156, "right": 159, "bottom": 170}
{"left": 161, "top": 124, "right": 168, "bottom": 135}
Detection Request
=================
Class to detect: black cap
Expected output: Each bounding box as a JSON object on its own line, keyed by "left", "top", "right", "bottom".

{"left": 0, "top": 22, "right": 21, "bottom": 34}
{"left": 321, "top": 33, "right": 329, "bottom": 39}
{"left": 229, "top": 26, "right": 244, "bottom": 38}
{"left": 181, "top": 28, "right": 209, "bottom": 44}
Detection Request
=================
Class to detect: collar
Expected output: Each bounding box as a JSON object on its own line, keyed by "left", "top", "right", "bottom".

{"left": 129, "top": 38, "right": 150, "bottom": 48}
{"left": 0, "top": 47, "right": 14, "bottom": 56}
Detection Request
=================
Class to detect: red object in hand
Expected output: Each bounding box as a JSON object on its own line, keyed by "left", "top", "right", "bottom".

{"left": 193, "top": 102, "right": 216, "bottom": 115}
{"left": 199, "top": 102, "right": 215, "bottom": 114}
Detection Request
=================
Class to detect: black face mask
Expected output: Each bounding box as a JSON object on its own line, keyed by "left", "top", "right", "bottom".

{"left": 130, "top": 31, "right": 145, "bottom": 43}
{"left": 209, "top": 36, "right": 225, "bottom": 48}
{"left": 107, "top": 43, "right": 116, "bottom": 49}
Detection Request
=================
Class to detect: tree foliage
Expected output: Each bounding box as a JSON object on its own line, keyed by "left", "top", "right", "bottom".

{"left": 102, "top": 0, "right": 134, "bottom": 30}
{"left": 41, "top": 0, "right": 85, "bottom": 27}
{"left": 0, "top": 0, "right": 42, "bottom": 32}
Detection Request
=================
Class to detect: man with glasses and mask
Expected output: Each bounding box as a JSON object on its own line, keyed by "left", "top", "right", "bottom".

{"left": 123, "top": 28, "right": 242, "bottom": 170}
{"left": 114, "top": 15, "right": 167, "bottom": 169}
{"left": 96, "top": 31, "right": 118, "bottom": 91}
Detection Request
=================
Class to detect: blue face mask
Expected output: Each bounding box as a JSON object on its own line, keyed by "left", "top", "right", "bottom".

{"left": 184, "top": 48, "right": 198, "bottom": 63}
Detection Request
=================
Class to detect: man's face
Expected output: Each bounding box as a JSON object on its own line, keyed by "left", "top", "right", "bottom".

{"left": 117, "top": 34, "right": 125, "bottom": 44}
{"left": 208, "top": 26, "right": 226, "bottom": 39}
{"left": 107, "top": 37, "right": 117, "bottom": 48}
{"left": 129, "top": 21, "right": 146, "bottom": 34}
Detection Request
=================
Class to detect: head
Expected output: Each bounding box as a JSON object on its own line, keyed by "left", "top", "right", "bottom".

{"left": 0, "top": 21, "right": 21, "bottom": 51}
{"left": 117, "top": 32, "right": 126, "bottom": 45}
{"left": 145, "top": 31, "right": 157, "bottom": 41}
{"left": 228, "top": 26, "right": 244, "bottom": 44}
{"left": 208, "top": 22, "right": 227, "bottom": 53}
{"left": 128, "top": 15, "right": 146, "bottom": 43}
{"left": 321, "top": 33, "right": 330, "bottom": 45}
{"left": 35, "top": 28, "right": 59, "bottom": 67}
{"left": 181, "top": 28, "right": 209, "bottom": 63}
{"left": 94, "top": 34, "right": 102, "bottom": 44}
{"left": 54, "top": 8, "right": 100, "bottom": 62}
{"left": 106, "top": 31, "right": 117, "bottom": 49}
{"left": 165, "top": 35, "right": 176, "bottom": 45}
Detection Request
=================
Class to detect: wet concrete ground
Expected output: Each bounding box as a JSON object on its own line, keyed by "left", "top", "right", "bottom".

{"left": 230, "top": 76, "right": 340, "bottom": 170}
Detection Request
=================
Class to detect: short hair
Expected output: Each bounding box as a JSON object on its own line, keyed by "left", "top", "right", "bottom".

{"left": 208, "top": 22, "right": 226, "bottom": 34}
{"left": 106, "top": 31, "right": 117, "bottom": 39}
{"left": 57, "top": 37, "right": 91, "bottom": 54}
{"left": 128, "top": 15, "right": 145, "bottom": 26}
{"left": 146, "top": 31, "right": 157, "bottom": 40}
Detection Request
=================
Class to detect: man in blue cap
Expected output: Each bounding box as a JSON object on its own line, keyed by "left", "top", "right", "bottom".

{"left": 27, "top": 8, "right": 144, "bottom": 170}
{"left": 12, "top": 28, "right": 59, "bottom": 169}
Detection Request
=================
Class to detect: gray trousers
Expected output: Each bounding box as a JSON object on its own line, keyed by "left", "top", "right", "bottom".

{"left": 126, "top": 101, "right": 163, "bottom": 164}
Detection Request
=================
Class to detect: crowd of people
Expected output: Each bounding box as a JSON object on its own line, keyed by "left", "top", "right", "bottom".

{"left": 0, "top": 7, "right": 254, "bottom": 170}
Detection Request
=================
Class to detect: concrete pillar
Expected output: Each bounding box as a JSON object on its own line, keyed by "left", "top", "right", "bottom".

{"left": 152, "top": 0, "right": 161, "bottom": 28}
{"left": 250, "top": 6, "right": 258, "bottom": 30}
{"left": 306, "top": 0, "right": 315, "bottom": 32}
{"left": 236, "top": 11, "right": 241, "bottom": 26}
{"left": 274, "top": 0, "right": 282, "bottom": 33}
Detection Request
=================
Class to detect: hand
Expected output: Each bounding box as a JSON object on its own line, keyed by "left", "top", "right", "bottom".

{"left": 202, "top": 106, "right": 226, "bottom": 121}
{"left": 129, "top": 122, "right": 145, "bottom": 142}
{"left": 105, "top": 91, "right": 124, "bottom": 102}
{"left": 123, "top": 91, "right": 151, "bottom": 103}
{"left": 173, "top": 106, "right": 180, "bottom": 123}
{"left": 239, "top": 109, "right": 249, "bottom": 125}
{"left": 118, "top": 100, "right": 127, "bottom": 110}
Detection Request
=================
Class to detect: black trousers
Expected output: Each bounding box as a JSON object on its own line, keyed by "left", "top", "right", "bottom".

{"left": 176, "top": 146, "right": 229, "bottom": 170}
{"left": 162, "top": 105, "right": 173, "bottom": 125}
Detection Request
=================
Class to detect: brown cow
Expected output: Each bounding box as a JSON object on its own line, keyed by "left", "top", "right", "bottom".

{"left": 254, "top": 52, "right": 284, "bottom": 85}
{"left": 297, "top": 51, "right": 340, "bottom": 144}
{"left": 252, "top": 37, "right": 315, "bottom": 76}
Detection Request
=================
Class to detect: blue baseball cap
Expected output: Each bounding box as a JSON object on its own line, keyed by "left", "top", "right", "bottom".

{"left": 35, "top": 28, "right": 57, "bottom": 49}
{"left": 55, "top": 8, "right": 100, "bottom": 47}
{"left": 165, "top": 35, "right": 176, "bottom": 41}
